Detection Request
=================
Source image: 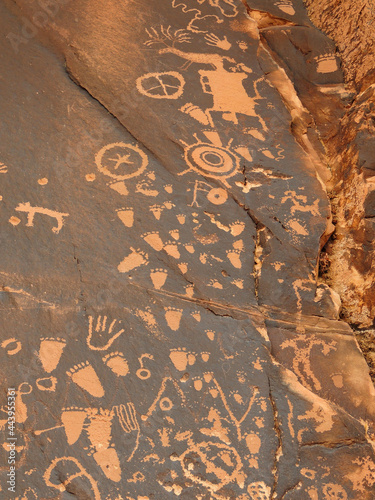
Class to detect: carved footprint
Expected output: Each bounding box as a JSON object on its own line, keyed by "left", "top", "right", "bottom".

{"left": 185, "top": 284, "right": 194, "bottom": 297}
{"left": 191, "top": 311, "right": 201, "bottom": 322}
{"left": 165, "top": 307, "right": 183, "bottom": 331}
{"left": 118, "top": 248, "right": 148, "bottom": 273}
{"left": 39, "top": 337, "right": 66, "bottom": 373}
{"left": 193, "top": 377, "right": 203, "bottom": 391}
{"left": 226, "top": 249, "right": 242, "bottom": 269}
{"left": 169, "top": 229, "right": 180, "bottom": 240}
{"left": 67, "top": 362, "right": 105, "bottom": 398}
{"left": 61, "top": 407, "right": 87, "bottom": 445}
{"left": 178, "top": 262, "right": 188, "bottom": 274}
{"left": 208, "top": 279, "right": 223, "bottom": 289}
{"left": 184, "top": 243, "right": 195, "bottom": 254}
{"left": 102, "top": 352, "right": 129, "bottom": 376}
{"left": 142, "top": 231, "right": 164, "bottom": 251}
{"left": 163, "top": 241, "right": 180, "bottom": 259}
{"left": 170, "top": 348, "right": 188, "bottom": 371}
{"left": 116, "top": 207, "right": 134, "bottom": 227}
{"left": 176, "top": 214, "right": 186, "bottom": 225}
{"left": 205, "top": 330, "right": 215, "bottom": 341}
{"left": 150, "top": 204, "right": 165, "bottom": 220}
{"left": 232, "top": 279, "right": 244, "bottom": 289}
{"left": 150, "top": 268, "right": 168, "bottom": 289}
{"left": 275, "top": 1, "right": 295, "bottom": 16}
{"left": 229, "top": 220, "right": 245, "bottom": 236}
{"left": 201, "top": 352, "right": 210, "bottom": 362}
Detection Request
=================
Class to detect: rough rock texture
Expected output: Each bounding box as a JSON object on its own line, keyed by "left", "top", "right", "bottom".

{"left": 0, "top": 1, "right": 374, "bottom": 499}
{"left": 302, "top": 0, "right": 375, "bottom": 329}
{"left": 304, "top": 0, "right": 375, "bottom": 91}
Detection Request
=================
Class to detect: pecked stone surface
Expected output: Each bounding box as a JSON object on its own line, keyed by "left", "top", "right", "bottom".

{"left": 0, "top": 1, "right": 374, "bottom": 499}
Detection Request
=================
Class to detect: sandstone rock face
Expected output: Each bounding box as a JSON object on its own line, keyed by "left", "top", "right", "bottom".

{"left": 304, "top": 0, "right": 375, "bottom": 91}
{"left": 303, "top": 0, "right": 375, "bottom": 328}
{"left": 0, "top": 1, "right": 374, "bottom": 499}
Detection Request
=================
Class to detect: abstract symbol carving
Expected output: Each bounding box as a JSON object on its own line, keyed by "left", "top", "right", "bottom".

{"left": 185, "top": 141, "right": 239, "bottom": 179}
{"left": 0, "top": 162, "right": 8, "bottom": 173}
{"left": 189, "top": 180, "right": 228, "bottom": 206}
{"left": 95, "top": 142, "right": 148, "bottom": 180}
{"left": 1, "top": 338, "right": 22, "bottom": 355}
{"left": 44, "top": 457, "right": 101, "bottom": 499}
{"left": 144, "top": 25, "right": 192, "bottom": 47}
{"left": 114, "top": 402, "right": 141, "bottom": 461}
{"left": 15, "top": 383, "right": 33, "bottom": 423}
{"left": 180, "top": 135, "right": 240, "bottom": 186}
{"left": 136, "top": 354, "right": 154, "bottom": 380}
{"left": 36, "top": 376, "right": 57, "bottom": 392}
{"left": 247, "top": 481, "right": 271, "bottom": 499}
{"left": 322, "top": 483, "right": 348, "bottom": 500}
{"left": 136, "top": 71, "right": 185, "bottom": 99}
{"left": 179, "top": 440, "right": 244, "bottom": 492}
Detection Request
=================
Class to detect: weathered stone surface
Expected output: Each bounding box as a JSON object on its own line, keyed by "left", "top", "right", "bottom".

{"left": 304, "top": 0, "right": 375, "bottom": 91}
{"left": 302, "top": 0, "right": 375, "bottom": 329}
{"left": 0, "top": 0, "right": 374, "bottom": 499}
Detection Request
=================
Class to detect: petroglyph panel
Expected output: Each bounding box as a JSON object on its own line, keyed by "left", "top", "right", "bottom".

{"left": 0, "top": 0, "right": 374, "bottom": 498}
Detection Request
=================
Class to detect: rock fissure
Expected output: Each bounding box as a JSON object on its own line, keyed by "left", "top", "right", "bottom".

{"left": 268, "top": 377, "right": 283, "bottom": 499}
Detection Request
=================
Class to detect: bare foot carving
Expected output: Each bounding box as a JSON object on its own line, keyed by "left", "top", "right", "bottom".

{"left": 118, "top": 248, "right": 149, "bottom": 273}
{"left": 142, "top": 231, "right": 164, "bottom": 251}
{"left": 165, "top": 307, "right": 183, "bottom": 331}
{"left": 61, "top": 407, "right": 88, "bottom": 445}
{"left": 150, "top": 268, "right": 168, "bottom": 289}
{"left": 226, "top": 248, "right": 242, "bottom": 268}
{"left": 102, "top": 352, "right": 129, "bottom": 376}
{"left": 67, "top": 362, "right": 105, "bottom": 398}
{"left": 163, "top": 241, "right": 181, "bottom": 259}
{"left": 170, "top": 348, "right": 189, "bottom": 371}
{"left": 39, "top": 337, "right": 66, "bottom": 373}
{"left": 116, "top": 207, "right": 134, "bottom": 227}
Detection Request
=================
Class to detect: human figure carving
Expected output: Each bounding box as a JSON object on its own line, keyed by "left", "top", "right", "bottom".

{"left": 158, "top": 46, "right": 267, "bottom": 128}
